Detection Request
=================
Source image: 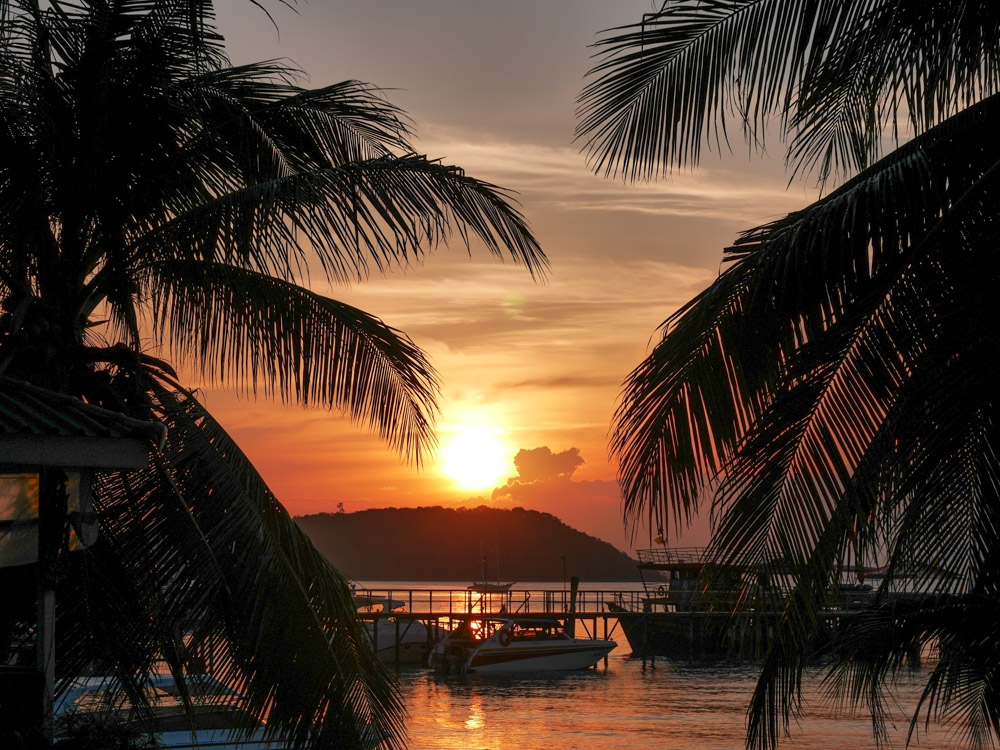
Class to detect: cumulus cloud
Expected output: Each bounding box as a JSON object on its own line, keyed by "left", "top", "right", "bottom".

{"left": 510, "top": 446, "right": 583, "bottom": 483}
{"left": 488, "top": 446, "right": 711, "bottom": 554}
{"left": 491, "top": 446, "right": 629, "bottom": 552}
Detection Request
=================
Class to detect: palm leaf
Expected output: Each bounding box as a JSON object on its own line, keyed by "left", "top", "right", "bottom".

{"left": 128, "top": 154, "right": 545, "bottom": 287}
{"left": 65, "top": 376, "right": 405, "bottom": 748}
{"left": 613, "top": 94, "right": 1000, "bottom": 747}
{"left": 146, "top": 260, "right": 438, "bottom": 460}
{"left": 613, "top": 91, "right": 1000, "bottom": 540}
{"left": 578, "top": 0, "right": 1000, "bottom": 182}
{"left": 576, "top": 0, "right": 859, "bottom": 179}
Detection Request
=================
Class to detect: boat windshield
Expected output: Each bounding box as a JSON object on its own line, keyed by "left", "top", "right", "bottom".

{"left": 506, "top": 622, "right": 569, "bottom": 642}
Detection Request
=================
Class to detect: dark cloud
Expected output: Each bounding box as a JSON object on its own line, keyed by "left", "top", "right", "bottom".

{"left": 511, "top": 446, "right": 583, "bottom": 483}
{"left": 495, "top": 375, "right": 616, "bottom": 392}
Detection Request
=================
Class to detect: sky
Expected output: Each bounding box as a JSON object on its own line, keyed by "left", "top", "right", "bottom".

{"left": 204, "top": 0, "right": 820, "bottom": 555}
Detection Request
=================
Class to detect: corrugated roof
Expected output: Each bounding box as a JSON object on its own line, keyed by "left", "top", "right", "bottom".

{"left": 0, "top": 377, "right": 165, "bottom": 446}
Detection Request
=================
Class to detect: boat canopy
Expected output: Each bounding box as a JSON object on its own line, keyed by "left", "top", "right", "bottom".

{"left": 501, "top": 618, "right": 564, "bottom": 629}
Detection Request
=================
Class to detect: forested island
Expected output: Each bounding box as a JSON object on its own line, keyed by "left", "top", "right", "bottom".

{"left": 295, "top": 505, "right": 644, "bottom": 582}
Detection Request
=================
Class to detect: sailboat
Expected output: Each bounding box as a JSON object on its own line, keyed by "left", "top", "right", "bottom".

{"left": 468, "top": 549, "right": 515, "bottom": 593}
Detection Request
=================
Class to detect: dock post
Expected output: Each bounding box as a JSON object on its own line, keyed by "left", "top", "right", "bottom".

{"left": 603, "top": 616, "right": 609, "bottom": 667}
{"left": 394, "top": 618, "right": 400, "bottom": 668}
{"left": 565, "top": 576, "right": 579, "bottom": 638}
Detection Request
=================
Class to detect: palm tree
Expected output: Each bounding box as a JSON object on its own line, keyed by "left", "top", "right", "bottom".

{"left": 0, "top": 1, "right": 544, "bottom": 747}
{"left": 578, "top": 2, "right": 1000, "bottom": 748}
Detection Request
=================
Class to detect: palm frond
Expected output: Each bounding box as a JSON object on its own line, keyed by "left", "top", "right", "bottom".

{"left": 147, "top": 260, "right": 439, "bottom": 460}
{"left": 613, "top": 92, "right": 1000, "bottom": 540}
{"left": 131, "top": 154, "right": 545, "bottom": 285}
{"left": 64, "top": 377, "right": 406, "bottom": 748}
{"left": 822, "top": 595, "right": 1000, "bottom": 750}
{"left": 576, "top": 0, "right": 859, "bottom": 179}
{"left": 578, "top": 0, "right": 1000, "bottom": 182}
{"left": 611, "top": 89, "right": 1000, "bottom": 750}
{"left": 788, "top": 0, "right": 1000, "bottom": 182}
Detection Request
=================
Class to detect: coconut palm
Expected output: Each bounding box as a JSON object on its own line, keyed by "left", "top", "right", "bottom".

{"left": 0, "top": 1, "right": 543, "bottom": 747}
{"left": 578, "top": 2, "right": 1000, "bottom": 748}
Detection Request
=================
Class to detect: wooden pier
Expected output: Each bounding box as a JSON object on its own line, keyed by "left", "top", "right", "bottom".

{"left": 351, "top": 583, "right": 924, "bottom": 668}
{"left": 353, "top": 586, "right": 634, "bottom": 666}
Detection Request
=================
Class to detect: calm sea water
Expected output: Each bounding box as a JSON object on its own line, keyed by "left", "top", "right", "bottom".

{"left": 363, "top": 582, "right": 959, "bottom": 750}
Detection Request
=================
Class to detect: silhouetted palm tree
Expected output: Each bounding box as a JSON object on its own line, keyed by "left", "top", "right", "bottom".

{"left": 578, "top": 2, "right": 999, "bottom": 748}
{"left": 0, "top": 1, "right": 543, "bottom": 747}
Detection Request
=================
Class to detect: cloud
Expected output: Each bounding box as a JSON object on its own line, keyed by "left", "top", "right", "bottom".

{"left": 492, "top": 473, "right": 632, "bottom": 552}
{"left": 496, "top": 375, "right": 615, "bottom": 391}
{"left": 511, "top": 446, "right": 583, "bottom": 483}
{"left": 492, "top": 446, "right": 626, "bottom": 549}
{"left": 414, "top": 126, "right": 819, "bottom": 225}
{"left": 487, "top": 445, "right": 713, "bottom": 553}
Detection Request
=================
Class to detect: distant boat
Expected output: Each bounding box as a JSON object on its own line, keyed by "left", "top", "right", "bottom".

{"left": 467, "top": 579, "right": 514, "bottom": 593}
{"left": 468, "top": 546, "right": 515, "bottom": 593}
{"left": 607, "top": 546, "right": 940, "bottom": 660}
{"left": 428, "top": 617, "right": 616, "bottom": 674}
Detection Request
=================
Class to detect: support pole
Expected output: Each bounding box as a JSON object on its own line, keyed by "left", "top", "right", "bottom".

{"left": 566, "top": 576, "right": 579, "bottom": 638}
{"left": 37, "top": 468, "right": 67, "bottom": 743}
{"left": 394, "top": 618, "right": 400, "bottom": 668}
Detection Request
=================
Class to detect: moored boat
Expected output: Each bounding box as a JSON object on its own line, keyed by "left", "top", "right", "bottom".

{"left": 355, "top": 594, "right": 447, "bottom": 665}
{"left": 606, "top": 546, "right": 762, "bottom": 659}
{"left": 428, "top": 617, "right": 615, "bottom": 674}
{"left": 608, "top": 546, "right": 923, "bottom": 660}
{"left": 57, "top": 673, "right": 286, "bottom": 749}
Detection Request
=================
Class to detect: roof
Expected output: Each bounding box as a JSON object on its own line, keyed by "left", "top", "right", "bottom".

{"left": 0, "top": 377, "right": 165, "bottom": 469}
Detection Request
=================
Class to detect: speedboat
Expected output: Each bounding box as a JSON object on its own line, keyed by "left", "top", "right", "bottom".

{"left": 428, "top": 617, "right": 616, "bottom": 674}
{"left": 57, "top": 673, "right": 284, "bottom": 749}
{"left": 57, "top": 672, "right": 384, "bottom": 749}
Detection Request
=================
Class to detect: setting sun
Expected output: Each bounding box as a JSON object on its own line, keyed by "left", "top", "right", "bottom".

{"left": 440, "top": 426, "right": 512, "bottom": 491}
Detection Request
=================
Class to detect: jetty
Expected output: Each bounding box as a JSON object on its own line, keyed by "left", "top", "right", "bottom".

{"left": 354, "top": 546, "right": 946, "bottom": 667}
{"left": 353, "top": 583, "right": 634, "bottom": 666}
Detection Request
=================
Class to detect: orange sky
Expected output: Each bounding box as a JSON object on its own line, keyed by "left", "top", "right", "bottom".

{"left": 202, "top": 1, "right": 820, "bottom": 554}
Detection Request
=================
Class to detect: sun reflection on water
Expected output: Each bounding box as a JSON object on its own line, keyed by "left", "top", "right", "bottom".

{"left": 397, "top": 651, "right": 956, "bottom": 750}
{"left": 464, "top": 693, "right": 484, "bottom": 731}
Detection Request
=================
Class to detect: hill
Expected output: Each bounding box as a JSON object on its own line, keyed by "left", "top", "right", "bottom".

{"left": 295, "top": 505, "right": 644, "bottom": 582}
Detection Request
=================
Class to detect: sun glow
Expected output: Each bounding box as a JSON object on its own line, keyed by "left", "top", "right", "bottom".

{"left": 440, "top": 425, "right": 511, "bottom": 491}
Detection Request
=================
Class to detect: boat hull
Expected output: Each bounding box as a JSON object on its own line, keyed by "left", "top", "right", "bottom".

{"left": 58, "top": 676, "right": 292, "bottom": 749}
{"left": 609, "top": 607, "right": 762, "bottom": 659}
{"left": 368, "top": 619, "right": 446, "bottom": 665}
{"left": 374, "top": 639, "right": 435, "bottom": 665}
{"left": 429, "top": 618, "right": 616, "bottom": 673}
{"left": 466, "top": 641, "right": 616, "bottom": 673}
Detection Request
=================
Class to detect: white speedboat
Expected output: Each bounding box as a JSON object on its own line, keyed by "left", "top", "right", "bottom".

{"left": 428, "top": 617, "right": 616, "bottom": 674}
{"left": 57, "top": 672, "right": 385, "bottom": 749}
{"left": 57, "top": 673, "right": 284, "bottom": 749}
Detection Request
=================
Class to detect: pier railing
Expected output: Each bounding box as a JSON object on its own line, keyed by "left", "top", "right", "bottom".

{"left": 352, "top": 587, "right": 647, "bottom": 618}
